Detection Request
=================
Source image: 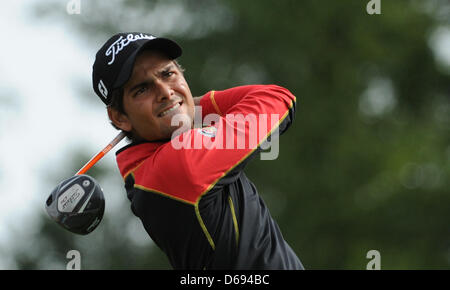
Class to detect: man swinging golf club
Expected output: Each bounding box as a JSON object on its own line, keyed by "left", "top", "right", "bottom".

{"left": 90, "top": 32, "right": 303, "bottom": 269}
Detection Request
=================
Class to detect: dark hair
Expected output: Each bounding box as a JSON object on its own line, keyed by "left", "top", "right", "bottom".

{"left": 108, "top": 87, "right": 133, "bottom": 140}
{"left": 107, "top": 60, "right": 185, "bottom": 143}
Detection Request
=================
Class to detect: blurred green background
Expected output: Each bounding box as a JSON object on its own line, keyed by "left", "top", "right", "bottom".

{"left": 1, "top": 0, "right": 449, "bottom": 269}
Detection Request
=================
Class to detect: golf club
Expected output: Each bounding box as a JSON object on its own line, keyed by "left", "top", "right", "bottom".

{"left": 45, "top": 131, "right": 126, "bottom": 235}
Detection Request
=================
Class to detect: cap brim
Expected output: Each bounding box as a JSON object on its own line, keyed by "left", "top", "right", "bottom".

{"left": 113, "top": 38, "right": 182, "bottom": 90}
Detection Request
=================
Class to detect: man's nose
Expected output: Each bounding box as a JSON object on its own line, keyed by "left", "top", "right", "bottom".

{"left": 155, "top": 80, "right": 174, "bottom": 102}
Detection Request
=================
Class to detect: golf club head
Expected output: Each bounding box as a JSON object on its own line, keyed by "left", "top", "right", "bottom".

{"left": 45, "top": 174, "right": 105, "bottom": 235}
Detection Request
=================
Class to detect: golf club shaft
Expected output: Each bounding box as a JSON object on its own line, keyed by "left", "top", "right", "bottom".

{"left": 76, "top": 131, "right": 126, "bottom": 175}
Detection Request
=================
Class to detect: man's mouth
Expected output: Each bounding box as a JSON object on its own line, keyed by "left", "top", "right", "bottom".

{"left": 158, "top": 101, "right": 183, "bottom": 117}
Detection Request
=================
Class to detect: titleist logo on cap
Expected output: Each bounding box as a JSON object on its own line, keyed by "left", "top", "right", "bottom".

{"left": 105, "top": 33, "right": 156, "bottom": 65}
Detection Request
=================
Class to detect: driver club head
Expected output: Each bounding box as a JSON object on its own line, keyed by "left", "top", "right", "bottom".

{"left": 45, "top": 174, "right": 105, "bottom": 235}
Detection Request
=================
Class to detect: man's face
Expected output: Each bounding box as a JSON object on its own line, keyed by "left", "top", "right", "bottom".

{"left": 110, "top": 50, "right": 195, "bottom": 141}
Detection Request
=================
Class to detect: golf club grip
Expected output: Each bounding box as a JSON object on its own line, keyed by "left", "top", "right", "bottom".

{"left": 76, "top": 131, "right": 126, "bottom": 175}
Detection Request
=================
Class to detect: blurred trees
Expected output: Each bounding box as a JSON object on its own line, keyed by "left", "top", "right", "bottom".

{"left": 11, "top": 0, "right": 449, "bottom": 269}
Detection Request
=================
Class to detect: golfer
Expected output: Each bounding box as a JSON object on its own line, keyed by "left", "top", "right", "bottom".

{"left": 92, "top": 32, "right": 303, "bottom": 269}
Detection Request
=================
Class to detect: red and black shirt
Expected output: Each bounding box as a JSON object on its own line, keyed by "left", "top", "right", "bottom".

{"left": 115, "top": 85, "right": 303, "bottom": 269}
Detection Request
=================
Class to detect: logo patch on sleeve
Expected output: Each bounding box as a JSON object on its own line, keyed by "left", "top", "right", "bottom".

{"left": 198, "top": 126, "right": 217, "bottom": 138}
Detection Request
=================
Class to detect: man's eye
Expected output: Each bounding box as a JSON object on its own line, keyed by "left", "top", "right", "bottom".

{"left": 163, "top": 71, "right": 175, "bottom": 78}
{"left": 135, "top": 86, "right": 147, "bottom": 96}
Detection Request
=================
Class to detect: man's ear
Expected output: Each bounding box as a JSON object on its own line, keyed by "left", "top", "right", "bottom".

{"left": 107, "top": 107, "right": 132, "bottom": 132}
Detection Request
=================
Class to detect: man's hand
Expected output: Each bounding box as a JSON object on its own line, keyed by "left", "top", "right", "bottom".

{"left": 192, "top": 96, "right": 204, "bottom": 128}
{"left": 193, "top": 96, "right": 203, "bottom": 106}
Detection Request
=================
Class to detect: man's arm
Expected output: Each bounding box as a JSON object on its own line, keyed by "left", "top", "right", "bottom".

{"left": 199, "top": 85, "right": 296, "bottom": 136}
